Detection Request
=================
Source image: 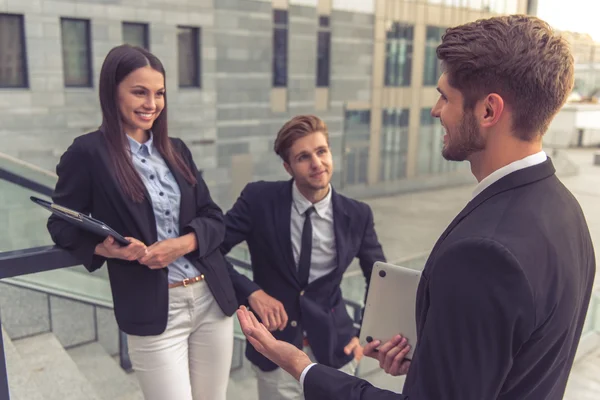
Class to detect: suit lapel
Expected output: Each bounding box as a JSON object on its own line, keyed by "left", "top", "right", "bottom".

{"left": 426, "top": 158, "right": 557, "bottom": 264}
{"left": 275, "top": 180, "right": 300, "bottom": 285}
{"left": 332, "top": 189, "right": 351, "bottom": 271}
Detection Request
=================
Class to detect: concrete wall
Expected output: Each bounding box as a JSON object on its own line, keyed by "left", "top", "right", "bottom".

{"left": 1, "top": 0, "right": 526, "bottom": 207}
{"left": 212, "top": 0, "right": 374, "bottom": 208}
{"left": 0, "top": 0, "right": 216, "bottom": 178}
{"left": 1, "top": 0, "right": 376, "bottom": 207}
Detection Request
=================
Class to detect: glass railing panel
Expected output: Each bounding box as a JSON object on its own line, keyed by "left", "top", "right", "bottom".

{"left": 0, "top": 152, "right": 58, "bottom": 191}
{"left": 0, "top": 159, "right": 113, "bottom": 305}
{"left": 0, "top": 178, "right": 54, "bottom": 253}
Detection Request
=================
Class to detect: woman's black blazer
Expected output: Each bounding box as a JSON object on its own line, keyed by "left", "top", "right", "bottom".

{"left": 47, "top": 130, "right": 237, "bottom": 336}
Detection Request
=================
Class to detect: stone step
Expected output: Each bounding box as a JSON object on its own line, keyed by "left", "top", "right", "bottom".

{"left": 13, "top": 333, "right": 101, "bottom": 400}
{"left": 68, "top": 342, "right": 143, "bottom": 400}
{"left": 228, "top": 364, "right": 258, "bottom": 400}
{"left": 110, "top": 342, "right": 261, "bottom": 400}
{"left": 227, "top": 377, "right": 258, "bottom": 400}
{"left": 1, "top": 328, "right": 45, "bottom": 400}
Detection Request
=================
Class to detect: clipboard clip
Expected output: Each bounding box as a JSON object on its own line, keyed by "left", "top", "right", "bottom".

{"left": 50, "top": 203, "right": 83, "bottom": 221}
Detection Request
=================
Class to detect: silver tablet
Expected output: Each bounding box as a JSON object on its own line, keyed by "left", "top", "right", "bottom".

{"left": 359, "top": 261, "right": 421, "bottom": 359}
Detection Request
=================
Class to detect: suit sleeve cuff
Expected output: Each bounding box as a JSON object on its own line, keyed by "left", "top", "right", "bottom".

{"left": 72, "top": 234, "right": 106, "bottom": 272}
{"left": 235, "top": 274, "right": 262, "bottom": 301}
{"left": 300, "top": 363, "right": 318, "bottom": 389}
{"left": 182, "top": 224, "right": 204, "bottom": 260}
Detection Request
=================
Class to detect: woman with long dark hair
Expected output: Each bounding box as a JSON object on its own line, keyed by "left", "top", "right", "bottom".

{"left": 47, "top": 44, "right": 237, "bottom": 400}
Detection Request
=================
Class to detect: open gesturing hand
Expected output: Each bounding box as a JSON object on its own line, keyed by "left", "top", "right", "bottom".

{"left": 237, "top": 306, "right": 312, "bottom": 381}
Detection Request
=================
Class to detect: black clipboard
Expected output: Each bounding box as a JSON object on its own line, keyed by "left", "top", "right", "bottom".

{"left": 31, "top": 196, "right": 131, "bottom": 246}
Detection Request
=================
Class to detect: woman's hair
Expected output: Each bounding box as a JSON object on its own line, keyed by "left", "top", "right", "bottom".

{"left": 99, "top": 44, "right": 196, "bottom": 203}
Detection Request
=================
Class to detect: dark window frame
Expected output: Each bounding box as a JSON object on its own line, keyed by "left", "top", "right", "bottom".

{"left": 423, "top": 26, "right": 445, "bottom": 86}
{"left": 319, "top": 16, "right": 330, "bottom": 28}
{"left": 0, "top": 13, "right": 29, "bottom": 89}
{"left": 379, "top": 108, "right": 410, "bottom": 181}
{"left": 122, "top": 21, "right": 150, "bottom": 50}
{"left": 177, "top": 25, "right": 201, "bottom": 88}
{"left": 343, "top": 109, "right": 372, "bottom": 186}
{"left": 316, "top": 14, "right": 331, "bottom": 88}
{"left": 60, "top": 17, "right": 93, "bottom": 88}
{"left": 272, "top": 9, "right": 288, "bottom": 88}
{"left": 316, "top": 28, "right": 331, "bottom": 88}
{"left": 384, "top": 22, "right": 414, "bottom": 87}
{"left": 273, "top": 9, "right": 288, "bottom": 25}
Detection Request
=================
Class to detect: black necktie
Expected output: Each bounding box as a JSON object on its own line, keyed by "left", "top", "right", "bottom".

{"left": 298, "top": 207, "right": 315, "bottom": 288}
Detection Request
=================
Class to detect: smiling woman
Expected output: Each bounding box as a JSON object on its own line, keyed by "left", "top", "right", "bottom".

{"left": 98, "top": 45, "right": 195, "bottom": 204}
{"left": 117, "top": 67, "right": 165, "bottom": 139}
{"left": 46, "top": 44, "right": 237, "bottom": 400}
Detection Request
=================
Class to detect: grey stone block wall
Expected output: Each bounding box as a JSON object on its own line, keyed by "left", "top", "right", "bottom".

{"left": 288, "top": 5, "right": 318, "bottom": 108}
{"left": 211, "top": 3, "right": 374, "bottom": 208}
{"left": 213, "top": 0, "right": 280, "bottom": 207}
{"left": 2, "top": 0, "right": 218, "bottom": 192}
{"left": 2, "top": 0, "right": 376, "bottom": 207}
{"left": 330, "top": 10, "right": 374, "bottom": 105}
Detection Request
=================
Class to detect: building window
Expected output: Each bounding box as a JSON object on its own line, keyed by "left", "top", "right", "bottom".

{"left": 380, "top": 109, "right": 409, "bottom": 181}
{"left": 423, "top": 26, "right": 445, "bottom": 86}
{"left": 316, "top": 16, "right": 331, "bottom": 87}
{"left": 273, "top": 9, "right": 288, "bottom": 87}
{"left": 177, "top": 26, "right": 201, "bottom": 88}
{"left": 61, "top": 18, "right": 92, "bottom": 88}
{"left": 384, "top": 22, "right": 414, "bottom": 87}
{"left": 343, "top": 110, "right": 371, "bottom": 186}
{"left": 0, "top": 13, "right": 28, "bottom": 88}
{"left": 123, "top": 22, "right": 149, "bottom": 50}
{"left": 417, "top": 108, "right": 458, "bottom": 175}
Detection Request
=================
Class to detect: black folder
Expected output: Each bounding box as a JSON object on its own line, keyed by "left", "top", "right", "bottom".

{"left": 31, "top": 196, "right": 130, "bottom": 246}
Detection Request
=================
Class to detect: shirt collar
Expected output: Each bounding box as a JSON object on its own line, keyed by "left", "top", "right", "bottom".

{"left": 292, "top": 181, "right": 332, "bottom": 218}
{"left": 472, "top": 151, "right": 547, "bottom": 199}
{"left": 126, "top": 131, "right": 154, "bottom": 157}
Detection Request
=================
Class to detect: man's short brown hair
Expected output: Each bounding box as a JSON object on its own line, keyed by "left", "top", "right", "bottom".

{"left": 437, "top": 15, "right": 574, "bottom": 141}
{"left": 274, "top": 115, "right": 329, "bottom": 163}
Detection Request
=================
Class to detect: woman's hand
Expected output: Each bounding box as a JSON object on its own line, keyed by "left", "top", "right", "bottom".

{"left": 95, "top": 236, "right": 147, "bottom": 261}
{"left": 138, "top": 233, "right": 197, "bottom": 269}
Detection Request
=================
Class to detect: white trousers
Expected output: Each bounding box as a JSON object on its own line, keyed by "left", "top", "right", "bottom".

{"left": 253, "top": 346, "right": 359, "bottom": 400}
{"left": 127, "top": 282, "right": 234, "bottom": 400}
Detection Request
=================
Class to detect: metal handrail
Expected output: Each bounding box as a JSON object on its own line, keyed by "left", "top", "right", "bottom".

{"left": 0, "top": 246, "right": 259, "bottom": 359}
{"left": 0, "top": 244, "right": 364, "bottom": 396}
{"left": 0, "top": 164, "right": 365, "bottom": 398}
{"left": 0, "top": 166, "right": 54, "bottom": 197}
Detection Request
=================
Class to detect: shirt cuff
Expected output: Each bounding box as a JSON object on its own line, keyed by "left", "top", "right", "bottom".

{"left": 300, "top": 363, "right": 318, "bottom": 389}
